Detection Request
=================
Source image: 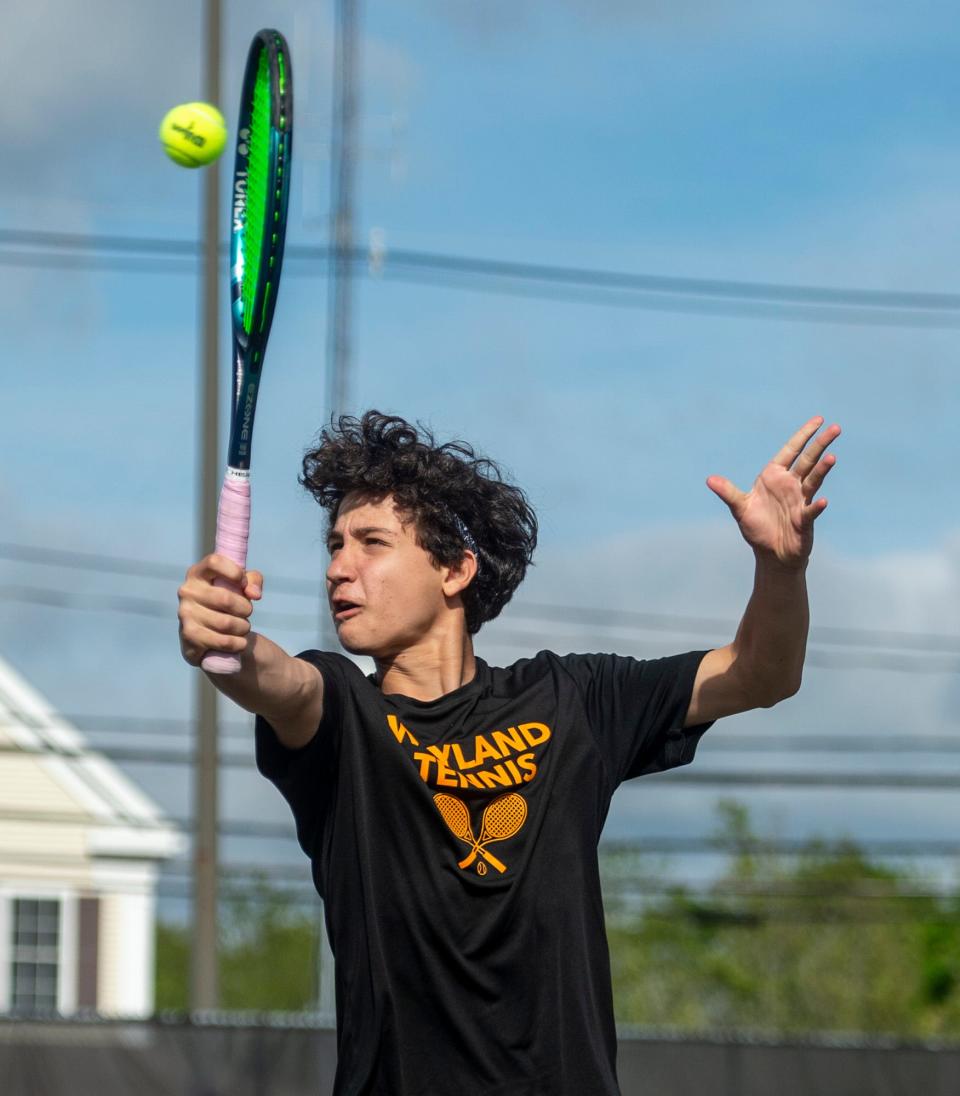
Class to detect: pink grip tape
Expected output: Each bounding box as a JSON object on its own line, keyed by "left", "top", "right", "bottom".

{"left": 201, "top": 470, "right": 251, "bottom": 675}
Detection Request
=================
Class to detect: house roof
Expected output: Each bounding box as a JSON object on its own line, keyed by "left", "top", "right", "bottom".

{"left": 0, "top": 654, "right": 182, "bottom": 861}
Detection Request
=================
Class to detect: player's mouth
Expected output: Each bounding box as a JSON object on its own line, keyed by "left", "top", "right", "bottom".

{"left": 332, "top": 600, "right": 362, "bottom": 623}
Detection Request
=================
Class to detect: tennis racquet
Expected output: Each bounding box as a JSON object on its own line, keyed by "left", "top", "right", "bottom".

{"left": 202, "top": 29, "right": 293, "bottom": 674}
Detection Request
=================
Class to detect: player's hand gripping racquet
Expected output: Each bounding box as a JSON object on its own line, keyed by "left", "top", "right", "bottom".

{"left": 202, "top": 29, "right": 293, "bottom": 674}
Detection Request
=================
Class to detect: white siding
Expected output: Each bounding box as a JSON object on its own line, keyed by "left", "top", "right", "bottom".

{"left": 0, "top": 655, "right": 180, "bottom": 1018}
{"left": 0, "top": 755, "right": 87, "bottom": 813}
{"left": 0, "top": 822, "right": 88, "bottom": 869}
{"left": 57, "top": 892, "right": 77, "bottom": 1014}
{"left": 97, "top": 889, "right": 155, "bottom": 1017}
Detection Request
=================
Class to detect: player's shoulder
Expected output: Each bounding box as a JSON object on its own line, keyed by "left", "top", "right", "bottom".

{"left": 484, "top": 648, "right": 609, "bottom": 690}
{"left": 295, "top": 649, "right": 373, "bottom": 693}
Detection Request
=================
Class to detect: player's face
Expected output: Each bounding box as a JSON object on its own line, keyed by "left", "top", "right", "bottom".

{"left": 325, "top": 493, "right": 453, "bottom": 657}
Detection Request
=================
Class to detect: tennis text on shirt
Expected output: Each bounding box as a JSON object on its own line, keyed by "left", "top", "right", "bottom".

{"left": 386, "top": 712, "right": 552, "bottom": 877}
{"left": 387, "top": 712, "right": 550, "bottom": 790}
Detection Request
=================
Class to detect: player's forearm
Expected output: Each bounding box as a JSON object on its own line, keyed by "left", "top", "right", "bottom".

{"left": 204, "top": 632, "right": 323, "bottom": 743}
{"left": 730, "top": 555, "right": 809, "bottom": 706}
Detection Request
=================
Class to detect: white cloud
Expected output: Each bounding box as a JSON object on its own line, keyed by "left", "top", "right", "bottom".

{"left": 0, "top": 0, "right": 419, "bottom": 229}
{"left": 0, "top": 1, "right": 199, "bottom": 141}
{"left": 476, "top": 520, "right": 960, "bottom": 850}
{"left": 481, "top": 519, "right": 960, "bottom": 739}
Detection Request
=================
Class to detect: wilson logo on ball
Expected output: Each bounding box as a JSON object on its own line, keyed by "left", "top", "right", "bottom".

{"left": 171, "top": 121, "right": 207, "bottom": 148}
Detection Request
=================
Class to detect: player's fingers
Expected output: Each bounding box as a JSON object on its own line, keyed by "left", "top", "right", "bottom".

{"left": 706, "top": 475, "right": 747, "bottom": 510}
{"left": 178, "top": 602, "right": 251, "bottom": 665}
{"left": 180, "top": 602, "right": 252, "bottom": 638}
{"left": 178, "top": 577, "right": 255, "bottom": 622}
{"left": 244, "top": 570, "right": 264, "bottom": 600}
{"left": 803, "top": 497, "right": 829, "bottom": 524}
{"left": 179, "top": 623, "right": 249, "bottom": 665}
{"left": 793, "top": 424, "right": 841, "bottom": 480}
{"left": 184, "top": 553, "right": 247, "bottom": 587}
{"left": 801, "top": 455, "right": 836, "bottom": 502}
{"left": 770, "top": 416, "right": 825, "bottom": 469}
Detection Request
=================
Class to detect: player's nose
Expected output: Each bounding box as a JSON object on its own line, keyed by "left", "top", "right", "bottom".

{"left": 326, "top": 549, "right": 355, "bottom": 584}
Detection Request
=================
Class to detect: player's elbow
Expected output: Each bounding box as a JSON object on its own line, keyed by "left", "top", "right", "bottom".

{"left": 755, "top": 670, "right": 802, "bottom": 708}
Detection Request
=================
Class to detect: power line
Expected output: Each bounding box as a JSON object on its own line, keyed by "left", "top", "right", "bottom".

{"left": 68, "top": 722, "right": 960, "bottom": 757}
{"left": 0, "top": 583, "right": 315, "bottom": 630}
{"left": 145, "top": 884, "right": 960, "bottom": 924}
{"left": 3, "top": 227, "right": 958, "bottom": 308}
{"left": 62, "top": 714, "right": 252, "bottom": 738}
{"left": 4, "top": 759, "right": 960, "bottom": 851}
{"left": 604, "top": 880, "right": 959, "bottom": 902}
{"left": 0, "top": 250, "right": 195, "bottom": 275}
{"left": 3, "top": 540, "right": 957, "bottom": 656}
{"left": 43, "top": 713, "right": 960, "bottom": 758}
{"left": 486, "top": 626, "right": 960, "bottom": 674}
{"left": 4, "top": 580, "right": 954, "bottom": 674}
{"left": 367, "top": 254, "right": 960, "bottom": 330}
{"left": 379, "top": 248, "right": 960, "bottom": 313}
{"left": 602, "top": 836, "right": 960, "bottom": 856}
{"left": 3, "top": 228, "right": 960, "bottom": 327}
{"left": 148, "top": 883, "right": 960, "bottom": 924}
{"left": 9, "top": 829, "right": 960, "bottom": 861}
{"left": 9, "top": 733, "right": 960, "bottom": 765}
{"left": 159, "top": 862, "right": 959, "bottom": 902}
{"left": 172, "top": 832, "right": 960, "bottom": 857}
{"left": 510, "top": 601, "right": 960, "bottom": 655}
{"left": 0, "top": 541, "right": 312, "bottom": 594}
{"left": 143, "top": 873, "right": 960, "bottom": 904}
{"left": 0, "top": 807, "right": 295, "bottom": 837}
{"left": 654, "top": 770, "right": 960, "bottom": 789}
{"left": 0, "top": 229, "right": 204, "bottom": 255}
{"left": 3, "top": 844, "right": 955, "bottom": 899}
{"left": 0, "top": 742, "right": 256, "bottom": 768}
{"left": 612, "top": 908, "right": 960, "bottom": 926}
{"left": 699, "top": 734, "right": 960, "bottom": 753}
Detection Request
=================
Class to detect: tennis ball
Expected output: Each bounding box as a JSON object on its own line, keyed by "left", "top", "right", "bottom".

{"left": 159, "top": 102, "right": 227, "bottom": 168}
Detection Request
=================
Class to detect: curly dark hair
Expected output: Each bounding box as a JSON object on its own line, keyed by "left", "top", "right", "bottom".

{"left": 300, "top": 411, "right": 537, "bottom": 634}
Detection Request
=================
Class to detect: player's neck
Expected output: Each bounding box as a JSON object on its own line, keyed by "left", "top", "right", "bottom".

{"left": 375, "top": 632, "right": 477, "bottom": 702}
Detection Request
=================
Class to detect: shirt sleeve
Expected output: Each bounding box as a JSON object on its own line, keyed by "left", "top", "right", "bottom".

{"left": 560, "top": 650, "right": 714, "bottom": 786}
{"left": 254, "top": 649, "right": 345, "bottom": 857}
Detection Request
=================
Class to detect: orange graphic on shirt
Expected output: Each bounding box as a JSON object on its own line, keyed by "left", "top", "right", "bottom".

{"left": 434, "top": 792, "right": 528, "bottom": 876}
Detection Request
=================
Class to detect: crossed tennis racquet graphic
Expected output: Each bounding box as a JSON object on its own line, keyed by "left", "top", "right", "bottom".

{"left": 434, "top": 792, "right": 528, "bottom": 875}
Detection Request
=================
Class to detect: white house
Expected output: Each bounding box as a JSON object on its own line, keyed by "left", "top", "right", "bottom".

{"left": 0, "top": 655, "right": 182, "bottom": 1016}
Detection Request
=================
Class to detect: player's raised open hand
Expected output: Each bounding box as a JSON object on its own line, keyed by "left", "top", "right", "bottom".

{"left": 706, "top": 416, "right": 841, "bottom": 570}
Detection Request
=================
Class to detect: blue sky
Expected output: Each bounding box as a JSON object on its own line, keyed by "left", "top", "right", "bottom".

{"left": 1, "top": 1, "right": 959, "bottom": 895}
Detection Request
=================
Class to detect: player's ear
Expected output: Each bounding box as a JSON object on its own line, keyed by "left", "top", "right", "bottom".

{"left": 441, "top": 551, "right": 478, "bottom": 597}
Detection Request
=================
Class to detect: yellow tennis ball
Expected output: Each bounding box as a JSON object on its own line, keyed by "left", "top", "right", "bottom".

{"left": 159, "top": 102, "right": 228, "bottom": 168}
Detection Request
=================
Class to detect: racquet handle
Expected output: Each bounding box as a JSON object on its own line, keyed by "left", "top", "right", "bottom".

{"left": 201, "top": 468, "right": 251, "bottom": 675}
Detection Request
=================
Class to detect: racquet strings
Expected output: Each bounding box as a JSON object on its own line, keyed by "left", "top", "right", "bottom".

{"left": 481, "top": 793, "right": 527, "bottom": 841}
{"left": 242, "top": 47, "right": 272, "bottom": 335}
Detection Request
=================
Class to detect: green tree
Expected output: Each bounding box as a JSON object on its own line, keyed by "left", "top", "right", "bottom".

{"left": 605, "top": 800, "right": 960, "bottom": 1037}
{"left": 155, "top": 879, "right": 321, "bottom": 1012}
{"left": 155, "top": 920, "right": 190, "bottom": 1011}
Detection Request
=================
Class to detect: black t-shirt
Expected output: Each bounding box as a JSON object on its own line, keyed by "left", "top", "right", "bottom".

{"left": 256, "top": 649, "right": 712, "bottom": 1096}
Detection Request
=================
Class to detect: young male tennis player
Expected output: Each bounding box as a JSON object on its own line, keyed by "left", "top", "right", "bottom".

{"left": 178, "top": 410, "right": 840, "bottom": 1095}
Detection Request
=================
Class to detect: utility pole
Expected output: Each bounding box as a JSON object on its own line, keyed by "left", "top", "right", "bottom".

{"left": 326, "top": 0, "right": 360, "bottom": 431}
{"left": 317, "top": 0, "right": 361, "bottom": 1021}
{"left": 319, "top": 0, "right": 360, "bottom": 660}
{"left": 191, "top": 0, "right": 222, "bottom": 1012}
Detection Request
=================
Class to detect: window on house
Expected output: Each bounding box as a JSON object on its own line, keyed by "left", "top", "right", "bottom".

{"left": 10, "top": 898, "right": 60, "bottom": 1013}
